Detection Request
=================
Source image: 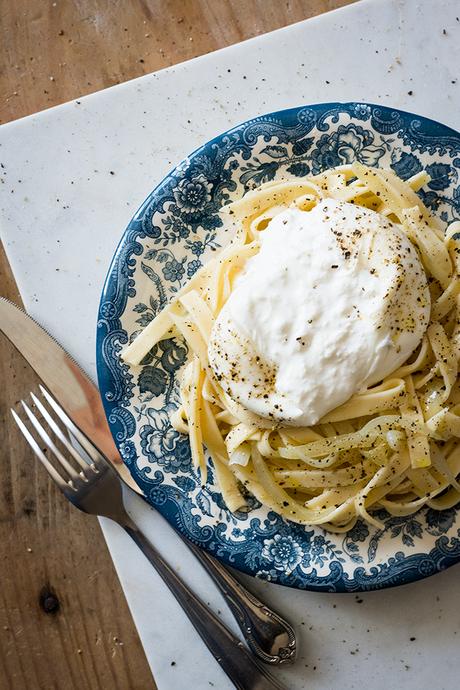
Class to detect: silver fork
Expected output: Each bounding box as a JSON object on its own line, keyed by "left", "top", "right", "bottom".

{"left": 12, "top": 386, "right": 287, "bottom": 690}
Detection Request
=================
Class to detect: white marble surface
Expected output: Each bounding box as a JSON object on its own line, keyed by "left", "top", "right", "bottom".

{"left": 1, "top": 0, "right": 460, "bottom": 688}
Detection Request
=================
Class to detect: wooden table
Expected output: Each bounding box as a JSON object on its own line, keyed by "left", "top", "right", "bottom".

{"left": 0, "top": 2, "right": 351, "bottom": 688}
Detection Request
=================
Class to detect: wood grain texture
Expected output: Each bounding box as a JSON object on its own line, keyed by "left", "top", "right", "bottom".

{"left": 0, "top": 0, "right": 353, "bottom": 125}
{"left": 0, "top": 1, "right": 352, "bottom": 688}
{"left": 0, "top": 280, "right": 156, "bottom": 688}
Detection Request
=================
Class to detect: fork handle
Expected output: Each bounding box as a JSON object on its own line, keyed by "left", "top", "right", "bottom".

{"left": 123, "top": 521, "right": 285, "bottom": 690}
{"left": 185, "top": 541, "right": 296, "bottom": 665}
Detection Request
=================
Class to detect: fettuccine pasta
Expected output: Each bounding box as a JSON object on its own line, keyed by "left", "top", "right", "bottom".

{"left": 123, "top": 163, "right": 460, "bottom": 530}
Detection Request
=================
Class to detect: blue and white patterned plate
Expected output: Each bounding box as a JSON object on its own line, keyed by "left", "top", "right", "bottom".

{"left": 97, "top": 102, "right": 460, "bottom": 591}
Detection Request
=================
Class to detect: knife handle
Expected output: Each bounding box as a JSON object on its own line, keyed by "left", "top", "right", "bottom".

{"left": 122, "top": 519, "right": 286, "bottom": 690}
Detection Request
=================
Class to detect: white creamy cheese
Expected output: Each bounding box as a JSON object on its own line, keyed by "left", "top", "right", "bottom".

{"left": 208, "top": 199, "right": 431, "bottom": 426}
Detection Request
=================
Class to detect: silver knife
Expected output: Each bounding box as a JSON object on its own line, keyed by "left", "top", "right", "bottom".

{"left": 0, "top": 296, "right": 142, "bottom": 494}
{"left": 0, "top": 296, "right": 297, "bottom": 666}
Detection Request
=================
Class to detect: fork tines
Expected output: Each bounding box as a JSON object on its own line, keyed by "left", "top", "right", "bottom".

{"left": 11, "top": 386, "right": 102, "bottom": 492}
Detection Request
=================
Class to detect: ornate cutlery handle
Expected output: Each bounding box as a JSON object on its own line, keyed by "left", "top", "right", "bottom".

{"left": 123, "top": 519, "right": 286, "bottom": 690}
{"left": 187, "top": 542, "right": 297, "bottom": 665}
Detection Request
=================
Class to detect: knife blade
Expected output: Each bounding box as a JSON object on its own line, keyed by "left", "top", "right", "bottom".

{"left": 0, "top": 297, "right": 143, "bottom": 495}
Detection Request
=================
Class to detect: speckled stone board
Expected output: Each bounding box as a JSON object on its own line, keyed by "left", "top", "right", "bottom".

{"left": 1, "top": 1, "right": 460, "bottom": 688}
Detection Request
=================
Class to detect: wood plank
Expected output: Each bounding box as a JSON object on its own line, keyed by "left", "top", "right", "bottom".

{"left": 0, "top": 244, "right": 157, "bottom": 689}
{"left": 0, "top": 0, "right": 352, "bottom": 125}
{"left": 0, "top": 1, "right": 352, "bottom": 688}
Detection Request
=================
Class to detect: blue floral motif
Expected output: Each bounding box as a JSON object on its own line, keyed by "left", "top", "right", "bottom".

{"left": 351, "top": 103, "right": 371, "bottom": 120}
{"left": 97, "top": 102, "right": 460, "bottom": 592}
{"left": 418, "top": 188, "right": 441, "bottom": 211}
{"left": 163, "top": 215, "right": 190, "bottom": 240}
{"left": 310, "top": 535, "right": 328, "bottom": 567}
{"left": 426, "top": 162, "right": 455, "bottom": 191}
{"left": 187, "top": 259, "right": 202, "bottom": 277}
{"left": 390, "top": 151, "right": 423, "bottom": 180}
{"left": 262, "top": 534, "right": 303, "bottom": 572}
{"left": 173, "top": 173, "right": 212, "bottom": 213}
{"left": 150, "top": 487, "right": 167, "bottom": 505}
{"left": 140, "top": 408, "right": 191, "bottom": 473}
{"left": 240, "top": 161, "right": 279, "bottom": 188}
{"left": 417, "top": 558, "right": 437, "bottom": 577}
{"left": 300, "top": 551, "right": 312, "bottom": 569}
{"left": 297, "top": 108, "right": 316, "bottom": 126}
{"left": 100, "top": 301, "right": 117, "bottom": 319}
{"left": 190, "top": 240, "right": 205, "bottom": 256}
{"left": 118, "top": 440, "right": 137, "bottom": 464}
{"left": 162, "top": 258, "right": 185, "bottom": 282}
{"left": 348, "top": 521, "right": 370, "bottom": 543}
{"left": 173, "top": 475, "right": 197, "bottom": 493}
{"left": 453, "top": 187, "right": 460, "bottom": 210}
{"left": 286, "top": 162, "right": 310, "bottom": 178}
{"left": 426, "top": 507, "right": 456, "bottom": 535}
{"left": 310, "top": 124, "right": 385, "bottom": 174}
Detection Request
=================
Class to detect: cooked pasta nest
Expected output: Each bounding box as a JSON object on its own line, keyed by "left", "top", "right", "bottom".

{"left": 123, "top": 163, "right": 460, "bottom": 531}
